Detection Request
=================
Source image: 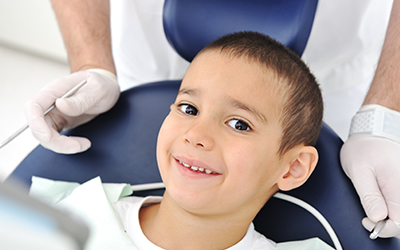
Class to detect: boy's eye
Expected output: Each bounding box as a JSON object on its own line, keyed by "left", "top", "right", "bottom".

{"left": 227, "top": 119, "right": 251, "bottom": 131}
{"left": 179, "top": 104, "right": 199, "bottom": 116}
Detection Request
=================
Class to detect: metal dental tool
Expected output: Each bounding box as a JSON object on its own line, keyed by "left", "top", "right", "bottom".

{"left": 369, "top": 220, "right": 386, "bottom": 240}
{"left": 0, "top": 79, "right": 87, "bottom": 149}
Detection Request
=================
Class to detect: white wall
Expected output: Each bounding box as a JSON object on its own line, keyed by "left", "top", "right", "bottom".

{"left": 0, "top": 0, "right": 70, "bottom": 181}
{"left": 0, "top": 0, "right": 67, "bottom": 63}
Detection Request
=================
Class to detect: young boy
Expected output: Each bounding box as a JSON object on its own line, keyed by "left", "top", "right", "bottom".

{"left": 112, "top": 31, "right": 324, "bottom": 249}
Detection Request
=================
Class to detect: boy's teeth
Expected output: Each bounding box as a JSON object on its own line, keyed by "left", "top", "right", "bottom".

{"left": 182, "top": 162, "right": 190, "bottom": 168}
{"left": 179, "top": 160, "right": 213, "bottom": 174}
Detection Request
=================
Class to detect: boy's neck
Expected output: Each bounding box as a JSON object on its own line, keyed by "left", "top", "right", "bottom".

{"left": 139, "top": 192, "right": 253, "bottom": 250}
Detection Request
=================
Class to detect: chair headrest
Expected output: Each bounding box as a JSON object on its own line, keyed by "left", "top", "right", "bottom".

{"left": 163, "top": 0, "right": 319, "bottom": 61}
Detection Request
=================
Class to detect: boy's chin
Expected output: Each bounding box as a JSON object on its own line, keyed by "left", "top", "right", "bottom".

{"left": 164, "top": 185, "right": 223, "bottom": 215}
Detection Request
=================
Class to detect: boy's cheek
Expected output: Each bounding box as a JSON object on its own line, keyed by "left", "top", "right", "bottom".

{"left": 158, "top": 115, "right": 180, "bottom": 145}
{"left": 160, "top": 115, "right": 177, "bottom": 132}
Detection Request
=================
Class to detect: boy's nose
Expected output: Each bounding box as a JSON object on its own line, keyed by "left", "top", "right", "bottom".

{"left": 183, "top": 119, "right": 215, "bottom": 150}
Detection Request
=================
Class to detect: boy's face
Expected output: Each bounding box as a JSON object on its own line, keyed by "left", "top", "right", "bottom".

{"left": 157, "top": 51, "right": 291, "bottom": 216}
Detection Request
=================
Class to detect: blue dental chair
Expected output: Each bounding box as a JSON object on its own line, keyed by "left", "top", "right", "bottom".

{"left": 8, "top": 0, "right": 400, "bottom": 249}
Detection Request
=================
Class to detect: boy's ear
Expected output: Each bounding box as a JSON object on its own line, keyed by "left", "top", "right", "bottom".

{"left": 277, "top": 146, "right": 318, "bottom": 191}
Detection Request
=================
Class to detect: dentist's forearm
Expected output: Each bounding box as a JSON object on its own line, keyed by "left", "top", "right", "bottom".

{"left": 363, "top": 0, "right": 400, "bottom": 112}
{"left": 50, "top": 0, "right": 116, "bottom": 75}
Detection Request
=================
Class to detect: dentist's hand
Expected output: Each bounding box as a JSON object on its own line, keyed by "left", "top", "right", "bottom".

{"left": 24, "top": 69, "right": 120, "bottom": 154}
{"left": 341, "top": 134, "right": 400, "bottom": 238}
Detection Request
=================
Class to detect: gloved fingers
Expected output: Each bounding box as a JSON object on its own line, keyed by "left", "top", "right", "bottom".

{"left": 55, "top": 84, "right": 110, "bottom": 116}
{"left": 360, "top": 188, "right": 388, "bottom": 223}
{"left": 25, "top": 100, "right": 92, "bottom": 154}
{"left": 27, "top": 73, "right": 89, "bottom": 111}
{"left": 24, "top": 69, "right": 118, "bottom": 154}
{"left": 24, "top": 72, "right": 90, "bottom": 135}
{"left": 29, "top": 113, "right": 90, "bottom": 153}
{"left": 375, "top": 158, "right": 400, "bottom": 225}
{"left": 25, "top": 102, "right": 53, "bottom": 143}
{"left": 341, "top": 135, "right": 391, "bottom": 222}
{"left": 362, "top": 218, "right": 400, "bottom": 238}
{"left": 40, "top": 128, "right": 91, "bottom": 154}
{"left": 55, "top": 70, "right": 120, "bottom": 116}
{"left": 380, "top": 191, "right": 400, "bottom": 238}
{"left": 344, "top": 158, "right": 389, "bottom": 222}
{"left": 362, "top": 217, "right": 376, "bottom": 232}
{"left": 55, "top": 93, "right": 92, "bottom": 117}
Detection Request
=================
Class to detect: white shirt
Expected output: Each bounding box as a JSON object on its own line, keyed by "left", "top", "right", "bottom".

{"left": 30, "top": 177, "right": 335, "bottom": 250}
{"left": 113, "top": 196, "right": 277, "bottom": 250}
{"left": 110, "top": 0, "right": 189, "bottom": 91}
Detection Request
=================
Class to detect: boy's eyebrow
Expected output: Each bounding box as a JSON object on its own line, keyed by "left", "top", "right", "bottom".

{"left": 228, "top": 97, "right": 268, "bottom": 125}
{"left": 178, "top": 88, "right": 198, "bottom": 97}
{"left": 178, "top": 87, "right": 267, "bottom": 125}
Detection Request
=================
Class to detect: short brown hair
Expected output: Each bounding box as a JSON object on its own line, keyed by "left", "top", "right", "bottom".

{"left": 198, "top": 31, "right": 323, "bottom": 156}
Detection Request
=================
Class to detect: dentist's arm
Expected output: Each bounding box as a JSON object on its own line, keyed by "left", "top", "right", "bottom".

{"left": 24, "top": 0, "right": 120, "bottom": 154}
{"left": 340, "top": 0, "right": 400, "bottom": 238}
{"left": 363, "top": 0, "right": 400, "bottom": 110}
{"left": 52, "top": 0, "right": 115, "bottom": 74}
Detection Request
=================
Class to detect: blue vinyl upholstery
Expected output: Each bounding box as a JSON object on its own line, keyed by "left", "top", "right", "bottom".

{"left": 8, "top": 0, "right": 400, "bottom": 249}
{"left": 9, "top": 81, "right": 400, "bottom": 249}
{"left": 163, "top": 0, "right": 318, "bottom": 60}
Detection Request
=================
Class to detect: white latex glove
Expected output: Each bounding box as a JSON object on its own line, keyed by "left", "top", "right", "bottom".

{"left": 24, "top": 69, "right": 120, "bottom": 154}
{"left": 340, "top": 106, "right": 400, "bottom": 238}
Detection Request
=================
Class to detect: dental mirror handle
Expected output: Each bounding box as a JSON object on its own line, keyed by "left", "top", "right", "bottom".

{"left": 0, "top": 79, "right": 87, "bottom": 149}
{"left": 370, "top": 220, "right": 386, "bottom": 240}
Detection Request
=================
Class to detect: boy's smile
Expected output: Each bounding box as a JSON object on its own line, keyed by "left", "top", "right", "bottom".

{"left": 175, "top": 156, "right": 221, "bottom": 175}
{"left": 156, "top": 50, "right": 292, "bottom": 217}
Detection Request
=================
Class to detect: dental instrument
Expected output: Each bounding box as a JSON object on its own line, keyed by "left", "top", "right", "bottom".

{"left": 370, "top": 220, "right": 386, "bottom": 240}
{"left": 0, "top": 79, "right": 87, "bottom": 149}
